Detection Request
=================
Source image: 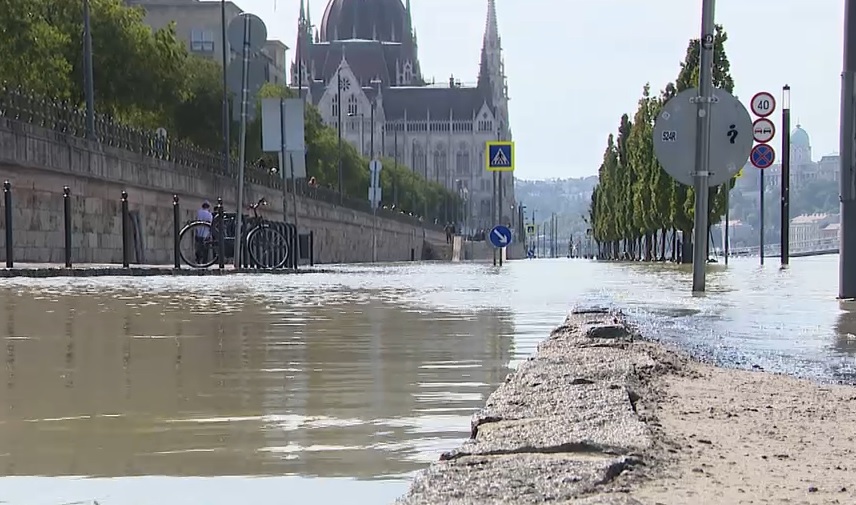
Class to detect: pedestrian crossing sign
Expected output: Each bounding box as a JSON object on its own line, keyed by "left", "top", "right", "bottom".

{"left": 486, "top": 141, "right": 515, "bottom": 172}
{"left": 526, "top": 224, "right": 535, "bottom": 235}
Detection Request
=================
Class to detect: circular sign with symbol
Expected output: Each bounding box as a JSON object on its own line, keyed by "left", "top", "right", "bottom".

{"left": 489, "top": 225, "right": 513, "bottom": 249}
{"left": 652, "top": 87, "right": 753, "bottom": 187}
{"left": 752, "top": 118, "right": 776, "bottom": 143}
{"left": 750, "top": 91, "right": 776, "bottom": 118}
{"left": 750, "top": 143, "right": 776, "bottom": 169}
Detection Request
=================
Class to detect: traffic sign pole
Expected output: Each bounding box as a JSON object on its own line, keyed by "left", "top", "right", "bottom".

{"left": 691, "top": 0, "right": 716, "bottom": 292}
{"left": 840, "top": 0, "right": 856, "bottom": 298}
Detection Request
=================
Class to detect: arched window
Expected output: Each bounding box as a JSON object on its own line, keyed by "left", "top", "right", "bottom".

{"left": 403, "top": 62, "right": 413, "bottom": 84}
{"left": 347, "top": 95, "right": 358, "bottom": 116}
{"left": 433, "top": 147, "right": 447, "bottom": 182}
{"left": 412, "top": 141, "right": 426, "bottom": 176}
{"left": 456, "top": 143, "right": 470, "bottom": 176}
{"left": 332, "top": 94, "right": 339, "bottom": 118}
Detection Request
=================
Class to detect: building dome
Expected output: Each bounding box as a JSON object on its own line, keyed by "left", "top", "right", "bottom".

{"left": 320, "top": 0, "right": 408, "bottom": 43}
{"left": 791, "top": 124, "right": 810, "bottom": 148}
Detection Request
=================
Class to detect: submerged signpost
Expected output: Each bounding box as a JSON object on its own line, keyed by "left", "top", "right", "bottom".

{"left": 748, "top": 91, "right": 777, "bottom": 266}
{"left": 486, "top": 140, "right": 515, "bottom": 267}
{"left": 369, "top": 159, "right": 382, "bottom": 263}
{"left": 652, "top": 0, "right": 753, "bottom": 291}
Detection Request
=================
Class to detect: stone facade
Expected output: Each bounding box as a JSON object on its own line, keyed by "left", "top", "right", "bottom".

{"left": 0, "top": 119, "right": 443, "bottom": 265}
{"left": 291, "top": 0, "right": 518, "bottom": 233}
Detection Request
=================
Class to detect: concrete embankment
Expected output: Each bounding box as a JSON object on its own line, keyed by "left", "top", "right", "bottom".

{"left": 396, "top": 308, "right": 856, "bottom": 504}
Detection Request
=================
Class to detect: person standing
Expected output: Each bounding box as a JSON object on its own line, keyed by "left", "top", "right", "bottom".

{"left": 195, "top": 200, "right": 213, "bottom": 264}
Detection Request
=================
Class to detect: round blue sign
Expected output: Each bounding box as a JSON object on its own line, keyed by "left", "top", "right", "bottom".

{"left": 489, "top": 225, "right": 513, "bottom": 248}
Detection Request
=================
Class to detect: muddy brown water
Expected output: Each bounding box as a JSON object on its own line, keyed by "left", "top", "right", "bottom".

{"left": 0, "top": 256, "right": 852, "bottom": 504}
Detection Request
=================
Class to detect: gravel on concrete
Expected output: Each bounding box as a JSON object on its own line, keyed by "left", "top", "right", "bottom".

{"left": 395, "top": 307, "right": 667, "bottom": 505}
{"left": 395, "top": 307, "right": 856, "bottom": 505}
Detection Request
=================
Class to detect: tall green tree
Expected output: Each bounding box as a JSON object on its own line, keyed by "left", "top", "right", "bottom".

{"left": 590, "top": 24, "right": 737, "bottom": 261}
{"left": 627, "top": 84, "right": 659, "bottom": 259}
{"left": 0, "top": 0, "right": 72, "bottom": 97}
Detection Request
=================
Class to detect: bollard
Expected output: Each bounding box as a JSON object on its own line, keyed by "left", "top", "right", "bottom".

{"left": 310, "top": 231, "right": 315, "bottom": 265}
{"left": 3, "top": 181, "right": 12, "bottom": 268}
{"left": 63, "top": 186, "right": 72, "bottom": 268}
{"left": 173, "top": 195, "right": 180, "bottom": 269}
{"left": 121, "top": 191, "right": 130, "bottom": 268}
{"left": 216, "top": 197, "right": 225, "bottom": 269}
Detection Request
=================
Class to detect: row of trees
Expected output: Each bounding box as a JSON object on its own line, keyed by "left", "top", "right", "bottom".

{"left": 0, "top": 0, "right": 457, "bottom": 221}
{"left": 588, "top": 25, "right": 736, "bottom": 261}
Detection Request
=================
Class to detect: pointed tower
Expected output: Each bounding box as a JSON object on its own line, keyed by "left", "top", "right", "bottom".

{"left": 292, "top": 0, "right": 314, "bottom": 88}
{"left": 398, "top": 0, "right": 421, "bottom": 84}
{"left": 478, "top": 0, "right": 508, "bottom": 137}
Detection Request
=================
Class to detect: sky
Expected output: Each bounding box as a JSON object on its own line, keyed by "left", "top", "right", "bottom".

{"left": 237, "top": 0, "right": 844, "bottom": 181}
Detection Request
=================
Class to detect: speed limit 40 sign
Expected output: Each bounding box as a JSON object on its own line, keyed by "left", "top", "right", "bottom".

{"left": 750, "top": 91, "right": 776, "bottom": 117}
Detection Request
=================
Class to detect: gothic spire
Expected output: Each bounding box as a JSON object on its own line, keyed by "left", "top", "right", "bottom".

{"left": 405, "top": 0, "right": 413, "bottom": 36}
{"left": 484, "top": 0, "right": 499, "bottom": 48}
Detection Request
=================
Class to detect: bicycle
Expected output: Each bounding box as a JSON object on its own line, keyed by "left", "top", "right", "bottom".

{"left": 177, "top": 198, "right": 289, "bottom": 269}
{"left": 243, "top": 197, "right": 290, "bottom": 269}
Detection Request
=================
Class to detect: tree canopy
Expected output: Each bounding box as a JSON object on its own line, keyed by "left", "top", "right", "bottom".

{"left": 589, "top": 25, "right": 737, "bottom": 261}
{"left": 0, "top": 0, "right": 457, "bottom": 222}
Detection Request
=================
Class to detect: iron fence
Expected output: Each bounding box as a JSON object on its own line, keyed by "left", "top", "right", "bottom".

{"left": 0, "top": 84, "right": 442, "bottom": 232}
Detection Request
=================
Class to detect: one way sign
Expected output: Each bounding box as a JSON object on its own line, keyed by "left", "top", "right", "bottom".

{"left": 752, "top": 118, "right": 776, "bottom": 143}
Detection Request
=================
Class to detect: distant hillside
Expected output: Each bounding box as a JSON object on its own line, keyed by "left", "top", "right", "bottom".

{"left": 514, "top": 176, "right": 598, "bottom": 240}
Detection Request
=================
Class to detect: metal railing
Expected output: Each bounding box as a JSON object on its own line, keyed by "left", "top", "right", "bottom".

{"left": 729, "top": 238, "right": 840, "bottom": 257}
{"left": 0, "top": 84, "right": 442, "bottom": 232}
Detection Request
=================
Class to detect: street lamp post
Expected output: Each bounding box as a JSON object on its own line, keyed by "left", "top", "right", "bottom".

{"left": 337, "top": 68, "right": 343, "bottom": 199}
{"left": 348, "top": 112, "right": 366, "bottom": 156}
{"left": 220, "top": 0, "right": 230, "bottom": 172}
{"left": 83, "top": 0, "right": 96, "bottom": 138}
{"left": 781, "top": 84, "right": 791, "bottom": 266}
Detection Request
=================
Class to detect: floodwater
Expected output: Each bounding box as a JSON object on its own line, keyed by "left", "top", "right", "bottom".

{"left": 0, "top": 255, "right": 853, "bottom": 504}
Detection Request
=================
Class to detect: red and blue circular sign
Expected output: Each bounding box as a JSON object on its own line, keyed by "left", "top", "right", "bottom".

{"left": 750, "top": 143, "right": 776, "bottom": 169}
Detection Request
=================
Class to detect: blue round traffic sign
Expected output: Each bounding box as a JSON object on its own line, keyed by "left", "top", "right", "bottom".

{"left": 489, "top": 225, "right": 513, "bottom": 248}
{"left": 750, "top": 143, "right": 775, "bottom": 169}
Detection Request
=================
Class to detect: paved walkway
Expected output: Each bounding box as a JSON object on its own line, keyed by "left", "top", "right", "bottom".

{"left": 396, "top": 308, "right": 856, "bottom": 504}
{"left": 0, "top": 263, "right": 323, "bottom": 277}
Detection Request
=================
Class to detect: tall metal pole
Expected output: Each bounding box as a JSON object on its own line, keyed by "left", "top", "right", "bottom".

{"left": 337, "top": 69, "right": 344, "bottom": 199}
{"left": 233, "top": 15, "right": 251, "bottom": 270}
{"left": 370, "top": 103, "right": 375, "bottom": 159}
{"left": 691, "top": 0, "right": 716, "bottom": 291}
{"left": 492, "top": 168, "right": 497, "bottom": 266}
{"left": 760, "top": 168, "right": 765, "bottom": 265}
{"left": 360, "top": 115, "right": 365, "bottom": 157}
{"left": 781, "top": 85, "right": 791, "bottom": 266}
{"left": 221, "top": 0, "right": 230, "bottom": 172}
{"left": 394, "top": 124, "right": 399, "bottom": 206}
{"left": 841, "top": 0, "right": 856, "bottom": 298}
{"left": 498, "top": 173, "right": 503, "bottom": 267}
{"left": 83, "top": 0, "right": 96, "bottom": 138}
{"left": 724, "top": 189, "right": 730, "bottom": 265}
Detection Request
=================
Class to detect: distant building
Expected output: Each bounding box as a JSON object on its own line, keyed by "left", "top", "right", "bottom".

{"left": 289, "top": 0, "right": 515, "bottom": 230}
{"left": 738, "top": 124, "right": 839, "bottom": 191}
{"left": 126, "top": 0, "right": 289, "bottom": 84}
{"left": 790, "top": 212, "right": 839, "bottom": 246}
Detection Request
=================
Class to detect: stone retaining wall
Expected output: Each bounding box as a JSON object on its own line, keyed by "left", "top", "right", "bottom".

{"left": 0, "top": 119, "right": 444, "bottom": 265}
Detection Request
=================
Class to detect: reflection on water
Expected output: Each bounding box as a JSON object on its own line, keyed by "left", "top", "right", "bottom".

{"left": 0, "top": 255, "right": 853, "bottom": 504}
